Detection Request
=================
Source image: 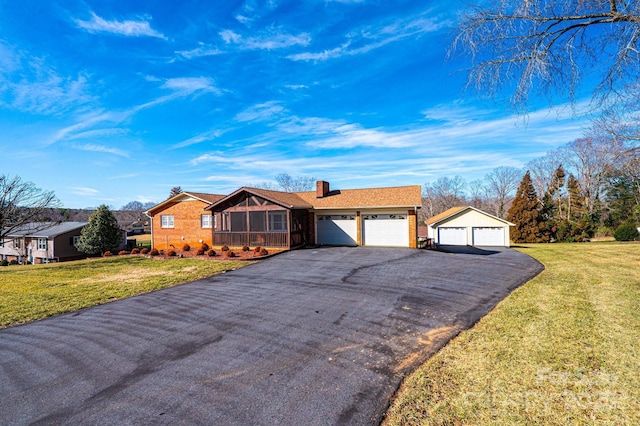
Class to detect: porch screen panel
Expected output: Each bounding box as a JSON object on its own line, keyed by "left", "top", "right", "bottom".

{"left": 230, "top": 212, "right": 247, "bottom": 232}
{"left": 250, "top": 211, "right": 266, "bottom": 232}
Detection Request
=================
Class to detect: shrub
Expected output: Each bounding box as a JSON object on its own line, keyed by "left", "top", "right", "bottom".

{"left": 149, "top": 248, "right": 159, "bottom": 256}
{"left": 200, "top": 243, "right": 210, "bottom": 251}
{"left": 196, "top": 248, "right": 205, "bottom": 256}
{"left": 182, "top": 243, "right": 191, "bottom": 252}
{"left": 614, "top": 221, "right": 640, "bottom": 241}
{"left": 225, "top": 250, "right": 236, "bottom": 258}
{"left": 167, "top": 250, "right": 177, "bottom": 257}
{"left": 207, "top": 249, "right": 216, "bottom": 257}
{"left": 103, "top": 251, "right": 113, "bottom": 257}
{"left": 242, "top": 245, "right": 250, "bottom": 252}
{"left": 9, "top": 259, "right": 18, "bottom": 265}
{"left": 118, "top": 250, "right": 128, "bottom": 256}
{"left": 254, "top": 246, "right": 262, "bottom": 253}
{"left": 259, "top": 248, "right": 269, "bottom": 256}
{"left": 221, "top": 244, "right": 229, "bottom": 251}
{"left": 0, "top": 259, "right": 8, "bottom": 267}
{"left": 131, "top": 248, "right": 140, "bottom": 254}
{"left": 140, "top": 248, "right": 149, "bottom": 254}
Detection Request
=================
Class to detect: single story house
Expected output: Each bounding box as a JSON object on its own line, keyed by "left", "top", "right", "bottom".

{"left": 426, "top": 206, "right": 514, "bottom": 247}
{"left": 146, "top": 192, "right": 225, "bottom": 251}
{"left": 1, "top": 222, "right": 88, "bottom": 264}
{"left": 146, "top": 181, "right": 422, "bottom": 250}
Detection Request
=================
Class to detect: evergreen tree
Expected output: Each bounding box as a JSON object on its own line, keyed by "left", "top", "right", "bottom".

{"left": 76, "top": 205, "right": 123, "bottom": 255}
{"left": 168, "top": 186, "right": 183, "bottom": 199}
{"left": 507, "top": 171, "right": 549, "bottom": 243}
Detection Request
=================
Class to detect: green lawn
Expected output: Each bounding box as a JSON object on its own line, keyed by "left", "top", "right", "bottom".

{"left": 0, "top": 256, "right": 249, "bottom": 328}
{"left": 385, "top": 242, "right": 640, "bottom": 425}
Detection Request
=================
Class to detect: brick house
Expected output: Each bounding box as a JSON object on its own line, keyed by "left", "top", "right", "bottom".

{"left": 146, "top": 182, "right": 421, "bottom": 250}
{"left": 146, "top": 192, "right": 225, "bottom": 251}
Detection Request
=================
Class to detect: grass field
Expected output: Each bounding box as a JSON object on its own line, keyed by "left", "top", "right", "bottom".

{"left": 385, "top": 242, "right": 640, "bottom": 425}
{"left": 0, "top": 256, "right": 249, "bottom": 328}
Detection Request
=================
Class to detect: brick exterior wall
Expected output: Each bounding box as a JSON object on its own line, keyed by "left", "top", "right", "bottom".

{"left": 408, "top": 209, "right": 417, "bottom": 248}
{"left": 151, "top": 200, "right": 213, "bottom": 250}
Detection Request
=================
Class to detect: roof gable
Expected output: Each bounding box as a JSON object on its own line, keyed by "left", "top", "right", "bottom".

{"left": 146, "top": 192, "right": 225, "bottom": 215}
{"left": 206, "top": 187, "right": 312, "bottom": 211}
{"left": 427, "top": 206, "right": 515, "bottom": 227}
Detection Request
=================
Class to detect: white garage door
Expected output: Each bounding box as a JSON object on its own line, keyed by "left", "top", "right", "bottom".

{"left": 362, "top": 214, "right": 409, "bottom": 247}
{"left": 438, "top": 227, "right": 467, "bottom": 245}
{"left": 316, "top": 215, "right": 358, "bottom": 246}
{"left": 472, "top": 227, "right": 504, "bottom": 246}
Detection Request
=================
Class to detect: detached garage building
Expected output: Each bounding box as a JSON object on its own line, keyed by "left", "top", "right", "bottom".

{"left": 426, "top": 206, "right": 514, "bottom": 247}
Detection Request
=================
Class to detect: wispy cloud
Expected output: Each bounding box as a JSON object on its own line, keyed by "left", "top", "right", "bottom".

{"left": 73, "top": 143, "right": 129, "bottom": 157}
{"left": 234, "top": 101, "right": 287, "bottom": 122}
{"left": 70, "top": 186, "right": 100, "bottom": 196}
{"left": 220, "top": 28, "right": 311, "bottom": 50}
{"left": 288, "top": 14, "right": 448, "bottom": 61}
{"left": 160, "top": 77, "right": 221, "bottom": 95}
{"left": 171, "top": 129, "right": 225, "bottom": 149}
{"left": 175, "top": 43, "right": 223, "bottom": 59}
{"left": 73, "top": 12, "right": 167, "bottom": 39}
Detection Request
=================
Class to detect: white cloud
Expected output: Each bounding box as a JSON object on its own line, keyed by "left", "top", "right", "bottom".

{"left": 161, "top": 77, "right": 221, "bottom": 95}
{"left": 172, "top": 129, "right": 225, "bottom": 149}
{"left": 176, "top": 43, "right": 223, "bottom": 59}
{"left": 74, "top": 12, "right": 167, "bottom": 40}
{"left": 219, "top": 28, "right": 311, "bottom": 50}
{"left": 73, "top": 143, "right": 129, "bottom": 157}
{"left": 234, "top": 101, "right": 287, "bottom": 122}
{"left": 70, "top": 186, "right": 100, "bottom": 196}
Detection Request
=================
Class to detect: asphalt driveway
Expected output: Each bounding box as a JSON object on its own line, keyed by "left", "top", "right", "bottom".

{"left": 0, "top": 246, "right": 543, "bottom": 425}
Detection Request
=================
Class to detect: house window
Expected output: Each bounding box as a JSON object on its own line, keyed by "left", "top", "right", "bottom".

{"left": 161, "top": 215, "right": 174, "bottom": 228}
{"left": 37, "top": 238, "right": 47, "bottom": 250}
{"left": 73, "top": 236, "right": 80, "bottom": 247}
{"left": 0, "top": 238, "right": 3, "bottom": 247}
{"left": 201, "top": 214, "right": 212, "bottom": 228}
{"left": 221, "top": 213, "right": 229, "bottom": 231}
{"left": 250, "top": 211, "right": 266, "bottom": 232}
{"left": 269, "top": 211, "right": 287, "bottom": 232}
{"left": 14, "top": 239, "right": 21, "bottom": 249}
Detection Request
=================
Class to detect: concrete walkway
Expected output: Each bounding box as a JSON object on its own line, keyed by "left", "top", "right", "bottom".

{"left": 0, "top": 247, "right": 543, "bottom": 425}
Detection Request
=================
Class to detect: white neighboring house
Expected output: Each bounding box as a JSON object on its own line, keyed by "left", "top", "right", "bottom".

{"left": 0, "top": 222, "right": 125, "bottom": 264}
{"left": 426, "top": 206, "right": 515, "bottom": 247}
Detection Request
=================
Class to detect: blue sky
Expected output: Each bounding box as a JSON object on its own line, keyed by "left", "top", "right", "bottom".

{"left": 0, "top": 0, "right": 593, "bottom": 208}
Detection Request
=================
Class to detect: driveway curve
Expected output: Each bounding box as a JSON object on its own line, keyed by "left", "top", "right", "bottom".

{"left": 0, "top": 247, "right": 542, "bottom": 425}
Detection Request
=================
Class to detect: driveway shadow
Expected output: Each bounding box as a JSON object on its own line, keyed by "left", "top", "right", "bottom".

{"left": 436, "top": 245, "right": 501, "bottom": 255}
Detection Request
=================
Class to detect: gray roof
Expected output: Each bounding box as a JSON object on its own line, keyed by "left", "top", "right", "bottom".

{"left": 3, "top": 222, "right": 87, "bottom": 238}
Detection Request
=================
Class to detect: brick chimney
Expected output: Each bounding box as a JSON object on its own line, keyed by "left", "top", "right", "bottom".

{"left": 316, "top": 180, "right": 330, "bottom": 198}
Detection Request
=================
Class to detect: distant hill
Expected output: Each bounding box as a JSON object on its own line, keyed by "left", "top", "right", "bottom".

{"left": 39, "top": 208, "right": 148, "bottom": 224}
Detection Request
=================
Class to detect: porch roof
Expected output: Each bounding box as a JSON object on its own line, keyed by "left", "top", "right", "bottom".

{"left": 206, "top": 187, "right": 313, "bottom": 211}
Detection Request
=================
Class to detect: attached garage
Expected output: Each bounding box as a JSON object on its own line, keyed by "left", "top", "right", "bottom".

{"left": 316, "top": 214, "right": 358, "bottom": 246}
{"left": 437, "top": 227, "right": 467, "bottom": 246}
{"left": 426, "top": 206, "right": 514, "bottom": 247}
{"left": 362, "top": 214, "right": 409, "bottom": 247}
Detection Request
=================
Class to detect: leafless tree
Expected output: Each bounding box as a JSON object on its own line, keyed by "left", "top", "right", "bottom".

{"left": 274, "top": 173, "right": 315, "bottom": 192}
{"left": 561, "top": 137, "right": 624, "bottom": 215}
{"left": 527, "top": 152, "right": 563, "bottom": 203}
{"left": 423, "top": 176, "right": 467, "bottom": 216}
{"left": 484, "top": 166, "right": 521, "bottom": 218}
{"left": 0, "top": 174, "right": 60, "bottom": 241}
{"left": 453, "top": 1, "right": 640, "bottom": 114}
{"left": 467, "top": 179, "right": 489, "bottom": 211}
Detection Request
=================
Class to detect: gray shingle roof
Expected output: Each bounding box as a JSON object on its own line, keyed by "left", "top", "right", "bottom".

{"left": 3, "top": 222, "right": 87, "bottom": 238}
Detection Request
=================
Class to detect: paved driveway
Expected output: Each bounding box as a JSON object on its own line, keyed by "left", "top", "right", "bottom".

{"left": 0, "top": 247, "right": 542, "bottom": 425}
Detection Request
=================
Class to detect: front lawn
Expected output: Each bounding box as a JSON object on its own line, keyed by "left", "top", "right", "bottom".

{"left": 0, "top": 256, "right": 249, "bottom": 328}
{"left": 385, "top": 242, "right": 640, "bottom": 425}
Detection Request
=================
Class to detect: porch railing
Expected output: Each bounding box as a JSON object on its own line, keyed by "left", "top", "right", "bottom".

{"left": 214, "top": 232, "right": 289, "bottom": 248}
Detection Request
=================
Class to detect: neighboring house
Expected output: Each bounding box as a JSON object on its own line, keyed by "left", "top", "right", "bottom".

{"left": 0, "top": 222, "right": 87, "bottom": 264}
{"left": 145, "top": 180, "right": 422, "bottom": 250}
{"left": 426, "top": 206, "right": 514, "bottom": 247}
{"left": 146, "top": 192, "right": 225, "bottom": 251}
{"left": 120, "top": 220, "right": 148, "bottom": 236}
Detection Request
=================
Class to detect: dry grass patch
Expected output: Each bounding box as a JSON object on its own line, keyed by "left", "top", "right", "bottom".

{"left": 0, "top": 256, "right": 250, "bottom": 328}
{"left": 385, "top": 242, "right": 640, "bottom": 425}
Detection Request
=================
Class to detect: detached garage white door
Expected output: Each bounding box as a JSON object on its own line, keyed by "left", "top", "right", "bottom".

{"left": 438, "top": 227, "right": 467, "bottom": 245}
{"left": 472, "top": 227, "right": 504, "bottom": 246}
{"left": 362, "top": 214, "right": 409, "bottom": 247}
{"left": 317, "top": 215, "right": 358, "bottom": 246}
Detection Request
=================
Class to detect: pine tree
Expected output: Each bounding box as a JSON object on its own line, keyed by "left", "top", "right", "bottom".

{"left": 76, "top": 205, "right": 123, "bottom": 255}
{"left": 507, "top": 171, "right": 549, "bottom": 243}
{"left": 168, "top": 186, "right": 183, "bottom": 199}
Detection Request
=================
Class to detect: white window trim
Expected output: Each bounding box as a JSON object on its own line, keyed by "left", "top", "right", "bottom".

{"left": 268, "top": 211, "right": 287, "bottom": 232}
{"left": 37, "top": 238, "right": 47, "bottom": 250}
{"left": 201, "top": 214, "right": 212, "bottom": 229}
